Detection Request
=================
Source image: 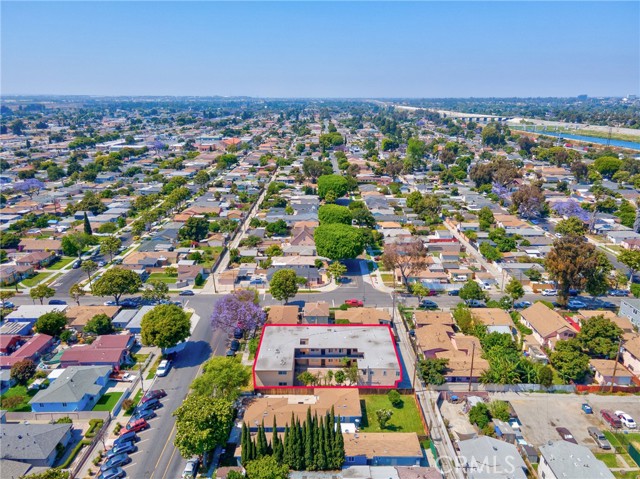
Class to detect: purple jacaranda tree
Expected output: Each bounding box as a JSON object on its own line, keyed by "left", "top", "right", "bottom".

{"left": 210, "top": 290, "right": 266, "bottom": 332}
{"left": 491, "top": 182, "right": 511, "bottom": 202}
{"left": 552, "top": 200, "right": 590, "bottom": 222}
{"left": 12, "top": 179, "right": 45, "bottom": 199}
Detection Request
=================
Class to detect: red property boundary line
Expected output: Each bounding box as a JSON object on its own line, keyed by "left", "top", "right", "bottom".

{"left": 252, "top": 323, "right": 403, "bottom": 390}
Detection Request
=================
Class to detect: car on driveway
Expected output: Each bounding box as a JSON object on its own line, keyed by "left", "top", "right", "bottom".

{"left": 513, "top": 301, "right": 532, "bottom": 309}
{"left": 420, "top": 299, "right": 438, "bottom": 309}
{"left": 141, "top": 389, "right": 166, "bottom": 403}
{"left": 447, "top": 290, "right": 460, "bottom": 296}
{"left": 100, "top": 454, "right": 130, "bottom": 471}
{"left": 344, "top": 299, "right": 364, "bottom": 307}
{"left": 615, "top": 411, "right": 637, "bottom": 429}
{"left": 465, "top": 300, "right": 486, "bottom": 308}
{"left": 97, "top": 467, "right": 126, "bottom": 479}
{"left": 120, "top": 418, "right": 149, "bottom": 435}
{"left": 179, "top": 290, "right": 194, "bottom": 296}
{"left": 542, "top": 289, "right": 557, "bottom": 296}
{"left": 588, "top": 427, "right": 612, "bottom": 450}
{"left": 556, "top": 427, "right": 578, "bottom": 444}
{"left": 121, "top": 373, "right": 135, "bottom": 382}
{"left": 581, "top": 403, "right": 593, "bottom": 414}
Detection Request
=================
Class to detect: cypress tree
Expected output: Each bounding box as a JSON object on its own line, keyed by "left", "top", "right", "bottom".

{"left": 241, "top": 423, "right": 249, "bottom": 465}
{"left": 283, "top": 424, "right": 294, "bottom": 467}
{"left": 304, "top": 409, "right": 314, "bottom": 470}
{"left": 334, "top": 415, "right": 345, "bottom": 469}
{"left": 257, "top": 422, "right": 268, "bottom": 458}
{"left": 83, "top": 212, "right": 93, "bottom": 236}
{"left": 295, "top": 417, "right": 305, "bottom": 470}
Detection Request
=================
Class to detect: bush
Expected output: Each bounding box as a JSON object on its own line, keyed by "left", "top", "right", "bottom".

{"left": 113, "top": 422, "right": 123, "bottom": 435}
{"left": 55, "top": 416, "right": 73, "bottom": 424}
{"left": 1, "top": 395, "right": 25, "bottom": 409}
{"left": 122, "top": 399, "right": 135, "bottom": 414}
{"left": 194, "top": 273, "right": 205, "bottom": 287}
{"left": 469, "top": 403, "right": 491, "bottom": 429}
{"left": 631, "top": 283, "right": 640, "bottom": 298}
{"left": 85, "top": 419, "right": 104, "bottom": 438}
{"left": 387, "top": 390, "right": 403, "bottom": 408}
{"left": 58, "top": 439, "right": 91, "bottom": 469}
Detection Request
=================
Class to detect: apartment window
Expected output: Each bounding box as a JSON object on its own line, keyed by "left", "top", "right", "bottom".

{"left": 300, "top": 339, "right": 308, "bottom": 345}
{"left": 62, "top": 403, "right": 67, "bottom": 407}
{"left": 278, "top": 371, "right": 287, "bottom": 376}
{"left": 278, "top": 382, "right": 287, "bottom": 386}
{"left": 383, "top": 371, "right": 387, "bottom": 376}
{"left": 39, "top": 403, "right": 44, "bottom": 408}
{"left": 395, "top": 371, "right": 400, "bottom": 377}
{"left": 369, "top": 370, "right": 374, "bottom": 375}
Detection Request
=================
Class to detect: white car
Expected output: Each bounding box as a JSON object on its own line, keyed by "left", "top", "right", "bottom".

{"left": 615, "top": 411, "right": 637, "bottom": 429}
{"left": 156, "top": 359, "right": 172, "bottom": 377}
{"left": 121, "top": 373, "right": 135, "bottom": 382}
{"left": 542, "top": 289, "right": 557, "bottom": 296}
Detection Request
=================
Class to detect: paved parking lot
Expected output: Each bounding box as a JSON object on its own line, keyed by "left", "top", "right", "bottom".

{"left": 492, "top": 392, "right": 640, "bottom": 449}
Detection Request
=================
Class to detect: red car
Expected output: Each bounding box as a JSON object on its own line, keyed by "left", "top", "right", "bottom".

{"left": 141, "top": 389, "right": 166, "bottom": 403}
{"left": 345, "top": 299, "right": 364, "bottom": 307}
{"left": 120, "top": 418, "right": 149, "bottom": 435}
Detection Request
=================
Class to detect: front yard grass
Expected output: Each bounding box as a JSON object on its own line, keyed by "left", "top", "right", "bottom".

{"left": 595, "top": 453, "right": 620, "bottom": 468}
{"left": 49, "top": 257, "right": 75, "bottom": 270}
{"left": 146, "top": 356, "right": 163, "bottom": 379}
{"left": 0, "top": 385, "right": 37, "bottom": 412}
{"left": 147, "top": 273, "right": 177, "bottom": 284}
{"left": 124, "top": 389, "right": 144, "bottom": 416}
{"left": 92, "top": 392, "right": 123, "bottom": 412}
{"left": 21, "top": 272, "right": 52, "bottom": 287}
{"left": 122, "top": 353, "right": 150, "bottom": 370}
{"left": 359, "top": 394, "right": 425, "bottom": 434}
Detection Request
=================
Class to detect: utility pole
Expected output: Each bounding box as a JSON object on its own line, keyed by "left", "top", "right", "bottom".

{"left": 609, "top": 340, "right": 623, "bottom": 393}
{"left": 139, "top": 363, "right": 146, "bottom": 396}
{"left": 468, "top": 342, "right": 476, "bottom": 392}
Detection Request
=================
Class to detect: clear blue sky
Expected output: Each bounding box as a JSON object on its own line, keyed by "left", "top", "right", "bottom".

{"left": 2, "top": 1, "right": 638, "bottom": 97}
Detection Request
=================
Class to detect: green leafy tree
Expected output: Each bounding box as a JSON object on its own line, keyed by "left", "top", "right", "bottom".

{"left": 488, "top": 401, "right": 511, "bottom": 422}
{"left": 84, "top": 313, "right": 115, "bottom": 335}
{"left": 173, "top": 394, "right": 234, "bottom": 458}
{"left": 411, "top": 282, "right": 431, "bottom": 304}
{"left": 417, "top": 358, "right": 449, "bottom": 385}
{"left": 318, "top": 204, "right": 352, "bottom": 225}
{"left": 577, "top": 315, "right": 622, "bottom": 358}
{"left": 35, "top": 311, "right": 67, "bottom": 337}
{"left": 100, "top": 236, "right": 122, "bottom": 263}
{"left": 314, "top": 224, "right": 365, "bottom": 260}
{"left": 469, "top": 402, "right": 491, "bottom": 428}
{"left": 92, "top": 267, "right": 142, "bottom": 305}
{"left": 479, "top": 242, "right": 502, "bottom": 261}
{"left": 179, "top": 217, "right": 210, "bottom": 242}
{"left": 10, "top": 358, "right": 36, "bottom": 385}
{"left": 555, "top": 217, "right": 586, "bottom": 236}
{"left": 62, "top": 233, "right": 90, "bottom": 257}
{"left": 81, "top": 260, "right": 98, "bottom": 290}
{"left": 141, "top": 304, "right": 191, "bottom": 349}
{"left": 327, "top": 261, "right": 347, "bottom": 283}
{"left": 245, "top": 455, "right": 290, "bottom": 479}
{"left": 459, "top": 280, "right": 488, "bottom": 302}
{"left": 30, "top": 284, "right": 55, "bottom": 305}
{"left": 478, "top": 207, "right": 495, "bottom": 231}
{"left": 269, "top": 269, "right": 300, "bottom": 304}
{"left": 387, "top": 390, "right": 403, "bottom": 408}
{"left": 375, "top": 409, "right": 393, "bottom": 429}
{"left": 550, "top": 339, "right": 590, "bottom": 383}
{"left": 297, "top": 371, "right": 317, "bottom": 386}
{"left": 194, "top": 170, "right": 211, "bottom": 187}
{"left": 618, "top": 250, "right": 640, "bottom": 282}
{"left": 504, "top": 278, "right": 525, "bottom": 304}
{"left": 537, "top": 365, "right": 554, "bottom": 388}
{"left": 265, "top": 219, "right": 289, "bottom": 237}
{"left": 142, "top": 280, "right": 169, "bottom": 302}
{"left": 191, "top": 356, "right": 251, "bottom": 400}
{"left": 317, "top": 175, "right": 349, "bottom": 200}
{"left": 593, "top": 156, "right": 623, "bottom": 178}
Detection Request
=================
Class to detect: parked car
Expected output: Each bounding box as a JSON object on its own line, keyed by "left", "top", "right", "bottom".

{"left": 233, "top": 328, "right": 244, "bottom": 339}
{"left": 465, "top": 299, "right": 486, "bottom": 308}
{"left": 182, "top": 457, "right": 201, "bottom": 479}
{"left": 107, "top": 440, "right": 137, "bottom": 458}
{"left": 121, "top": 373, "right": 135, "bottom": 382}
{"left": 48, "top": 299, "right": 67, "bottom": 305}
{"left": 131, "top": 408, "right": 156, "bottom": 421}
{"left": 156, "top": 359, "right": 172, "bottom": 377}
{"left": 513, "top": 301, "right": 532, "bottom": 309}
{"left": 141, "top": 389, "right": 166, "bottom": 403}
{"left": 344, "top": 299, "right": 364, "bottom": 307}
{"left": 588, "top": 427, "right": 612, "bottom": 449}
{"left": 72, "top": 260, "right": 82, "bottom": 269}
{"left": 98, "top": 467, "right": 126, "bottom": 479}
{"left": 120, "top": 418, "right": 149, "bottom": 435}
{"left": 230, "top": 339, "right": 240, "bottom": 351}
{"left": 226, "top": 349, "right": 236, "bottom": 357}
{"left": 103, "top": 301, "right": 117, "bottom": 306}
{"left": 608, "top": 289, "right": 629, "bottom": 297}
{"left": 601, "top": 409, "right": 622, "bottom": 429}
{"left": 114, "top": 431, "right": 138, "bottom": 445}
{"left": 567, "top": 300, "right": 587, "bottom": 310}
{"left": 139, "top": 398, "right": 161, "bottom": 411}
{"left": 581, "top": 403, "right": 593, "bottom": 414}
{"left": 420, "top": 299, "right": 438, "bottom": 309}
{"left": 100, "top": 454, "right": 130, "bottom": 471}
{"left": 98, "top": 261, "right": 107, "bottom": 267}
{"left": 556, "top": 427, "right": 578, "bottom": 444}
{"left": 542, "top": 289, "right": 558, "bottom": 296}
{"left": 0, "top": 301, "right": 15, "bottom": 309}
{"left": 179, "top": 290, "right": 194, "bottom": 296}
{"left": 447, "top": 290, "right": 460, "bottom": 296}
{"left": 615, "top": 411, "right": 637, "bottom": 429}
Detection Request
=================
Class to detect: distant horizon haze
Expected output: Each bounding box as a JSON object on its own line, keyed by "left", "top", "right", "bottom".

{"left": 2, "top": 1, "right": 638, "bottom": 97}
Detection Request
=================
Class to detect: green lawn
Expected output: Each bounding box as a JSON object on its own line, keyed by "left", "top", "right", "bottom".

{"left": 21, "top": 272, "right": 52, "bottom": 287}
{"left": 124, "top": 389, "right": 144, "bottom": 416}
{"left": 122, "top": 353, "right": 150, "bottom": 370}
{"left": 595, "top": 453, "right": 619, "bottom": 468}
{"left": 147, "top": 273, "right": 177, "bottom": 284}
{"left": 49, "top": 257, "right": 75, "bottom": 270}
{"left": 359, "top": 394, "right": 425, "bottom": 434}
{"left": 92, "top": 392, "right": 123, "bottom": 412}
{"left": 0, "top": 385, "right": 37, "bottom": 412}
{"left": 146, "top": 356, "right": 163, "bottom": 379}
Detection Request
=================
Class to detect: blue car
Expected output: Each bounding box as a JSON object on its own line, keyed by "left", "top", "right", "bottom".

{"left": 100, "top": 453, "right": 130, "bottom": 472}
{"left": 131, "top": 408, "right": 156, "bottom": 421}
{"left": 582, "top": 403, "right": 593, "bottom": 414}
{"left": 107, "top": 441, "right": 136, "bottom": 458}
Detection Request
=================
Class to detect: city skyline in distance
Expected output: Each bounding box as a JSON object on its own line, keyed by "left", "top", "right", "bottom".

{"left": 2, "top": 1, "right": 638, "bottom": 98}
